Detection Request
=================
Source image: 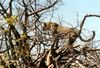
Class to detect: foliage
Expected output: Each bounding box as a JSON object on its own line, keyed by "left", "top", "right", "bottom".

{"left": 5, "top": 15, "right": 17, "bottom": 25}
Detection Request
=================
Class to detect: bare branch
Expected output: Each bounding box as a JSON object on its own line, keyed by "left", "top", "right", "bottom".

{"left": 28, "top": 0, "right": 59, "bottom": 16}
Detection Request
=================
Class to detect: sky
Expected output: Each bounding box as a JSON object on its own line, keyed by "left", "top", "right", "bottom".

{"left": 55, "top": 0, "right": 100, "bottom": 40}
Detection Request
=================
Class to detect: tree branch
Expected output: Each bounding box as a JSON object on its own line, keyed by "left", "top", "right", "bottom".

{"left": 28, "top": 0, "right": 59, "bottom": 16}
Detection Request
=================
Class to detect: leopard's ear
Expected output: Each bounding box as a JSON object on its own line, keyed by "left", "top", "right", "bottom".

{"left": 43, "top": 22, "right": 47, "bottom": 30}
{"left": 44, "top": 22, "right": 46, "bottom": 26}
{"left": 54, "top": 23, "right": 59, "bottom": 27}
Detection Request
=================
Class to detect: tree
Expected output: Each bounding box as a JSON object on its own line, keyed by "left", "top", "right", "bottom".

{"left": 0, "top": 0, "right": 100, "bottom": 68}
